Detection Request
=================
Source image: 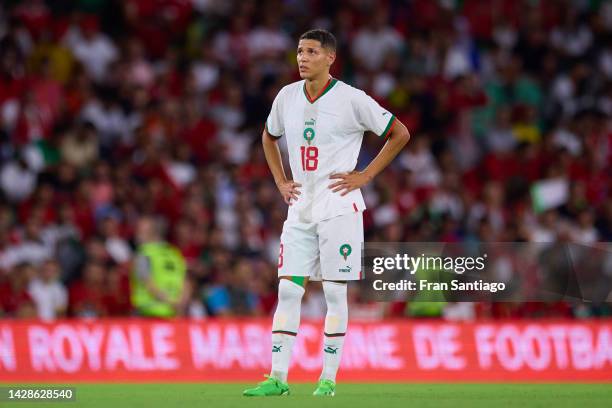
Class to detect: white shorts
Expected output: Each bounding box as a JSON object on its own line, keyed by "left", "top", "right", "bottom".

{"left": 277, "top": 211, "right": 364, "bottom": 281}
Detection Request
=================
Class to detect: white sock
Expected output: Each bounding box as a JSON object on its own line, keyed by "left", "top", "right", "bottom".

{"left": 270, "top": 279, "right": 304, "bottom": 382}
{"left": 320, "top": 281, "right": 348, "bottom": 383}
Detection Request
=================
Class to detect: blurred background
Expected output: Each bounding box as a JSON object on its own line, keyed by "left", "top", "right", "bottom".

{"left": 0, "top": 0, "right": 610, "bottom": 322}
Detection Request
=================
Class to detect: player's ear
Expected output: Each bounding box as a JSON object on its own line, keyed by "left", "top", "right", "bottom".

{"left": 327, "top": 50, "right": 336, "bottom": 67}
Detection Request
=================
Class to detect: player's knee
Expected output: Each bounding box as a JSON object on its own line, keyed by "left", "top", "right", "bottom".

{"left": 278, "top": 278, "right": 305, "bottom": 303}
{"left": 322, "top": 281, "right": 347, "bottom": 311}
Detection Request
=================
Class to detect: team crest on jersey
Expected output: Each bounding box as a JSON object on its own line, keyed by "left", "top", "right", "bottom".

{"left": 339, "top": 244, "right": 352, "bottom": 260}
{"left": 303, "top": 127, "right": 315, "bottom": 145}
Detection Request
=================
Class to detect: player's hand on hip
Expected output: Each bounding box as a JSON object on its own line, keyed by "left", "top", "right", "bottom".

{"left": 328, "top": 171, "right": 372, "bottom": 196}
{"left": 277, "top": 180, "right": 302, "bottom": 205}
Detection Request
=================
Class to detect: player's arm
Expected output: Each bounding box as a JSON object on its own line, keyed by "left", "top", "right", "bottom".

{"left": 329, "top": 118, "right": 410, "bottom": 195}
{"left": 262, "top": 128, "right": 301, "bottom": 205}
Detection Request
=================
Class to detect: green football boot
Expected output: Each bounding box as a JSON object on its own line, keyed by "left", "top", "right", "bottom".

{"left": 312, "top": 379, "right": 336, "bottom": 396}
{"left": 243, "top": 375, "right": 290, "bottom": 396}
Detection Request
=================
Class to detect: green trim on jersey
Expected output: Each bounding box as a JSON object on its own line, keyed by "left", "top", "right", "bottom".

{"left": 265, "top": 121, "right": 282, "bottom": 138}
{"left": 303, "top": 78, "right": 338, "bottom": 104}
{"left": 380, "top": 115, "right": 396, "bottom": 139}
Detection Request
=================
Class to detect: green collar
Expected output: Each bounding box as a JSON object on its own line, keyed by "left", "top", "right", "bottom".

{"left": 303, "top": 78, "right": 338, "bottom": 104}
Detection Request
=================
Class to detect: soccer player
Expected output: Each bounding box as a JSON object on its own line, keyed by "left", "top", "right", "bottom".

{"left": 243, "top": 29, "right": 410, "bottom": 397}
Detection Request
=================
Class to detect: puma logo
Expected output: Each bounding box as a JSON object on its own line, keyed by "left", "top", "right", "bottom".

{"left": 324, "top": 346, "right": 338, "bottom": 354}
{"left": 272, "top": 345, "right": 282, "bottom": 353}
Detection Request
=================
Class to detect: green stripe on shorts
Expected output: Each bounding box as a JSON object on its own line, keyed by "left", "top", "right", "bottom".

{"left": 290, "top": 276, "right": 306, "bottom": 287}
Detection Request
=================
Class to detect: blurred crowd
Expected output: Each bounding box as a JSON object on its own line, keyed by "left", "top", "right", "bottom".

{"left": 0, "top": 0, "right": 610, "bottom": 321}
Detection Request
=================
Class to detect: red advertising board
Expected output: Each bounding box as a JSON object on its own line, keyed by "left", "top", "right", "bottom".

{"left": 0, "top": 319, "right": 610, "bottom": 382}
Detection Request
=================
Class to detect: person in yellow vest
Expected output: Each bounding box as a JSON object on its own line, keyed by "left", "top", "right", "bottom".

{"left": 130, "top": 216, "right": 188, "bottom": 318}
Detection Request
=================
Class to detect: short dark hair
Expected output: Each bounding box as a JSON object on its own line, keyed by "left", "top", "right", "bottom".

{"left": 299, "top": 29, "right": 336, "bottom": 51}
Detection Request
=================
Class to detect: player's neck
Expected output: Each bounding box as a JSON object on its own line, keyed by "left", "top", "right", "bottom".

{"left": 305, "top": 74, "right": 332, "bottom": 100}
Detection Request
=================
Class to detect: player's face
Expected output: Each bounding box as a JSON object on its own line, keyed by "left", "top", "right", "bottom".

{"left": 297, "top": 39, "right": 335, "bottom": 80}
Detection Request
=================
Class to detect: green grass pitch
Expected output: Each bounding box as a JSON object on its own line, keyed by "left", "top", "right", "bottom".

{"left": 2, "top": 383, "right": 611, "bottom": 408}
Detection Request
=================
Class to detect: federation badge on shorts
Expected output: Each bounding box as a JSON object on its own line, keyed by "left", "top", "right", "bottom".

{"left": 339, "top": 244, "right": 352, "bottom": 260}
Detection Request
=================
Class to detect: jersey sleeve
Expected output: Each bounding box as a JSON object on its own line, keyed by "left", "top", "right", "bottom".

{"left": 265, "top": 87, "right": 285, "bottom": 138}
{"left": 353, "top": 90, "right": 397, "bottom": 139}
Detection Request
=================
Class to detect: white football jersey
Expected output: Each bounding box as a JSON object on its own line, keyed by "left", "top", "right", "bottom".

{"left": 266, "top": 78, "right": 396, "bottom": 223}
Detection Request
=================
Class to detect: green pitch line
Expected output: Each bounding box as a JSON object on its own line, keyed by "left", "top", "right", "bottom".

{"left": 1, "top": 383, "right": 610, "bottom": 408}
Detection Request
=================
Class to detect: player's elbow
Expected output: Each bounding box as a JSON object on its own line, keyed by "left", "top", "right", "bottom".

{"left": 393, "top": 121, "right": 411, "bottom": 147}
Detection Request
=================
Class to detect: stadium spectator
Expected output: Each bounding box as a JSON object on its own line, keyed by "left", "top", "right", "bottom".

{"left": 69, "top": 261, "right": 108, "bottom": 317}
{"left": 64, "top": 16, "right": 118, "bottom": 83}
{"left": 0, "top": 155, "right": 36, "bottom": 203}
{"left": 0, "top": 263, "right": 37, "bottom": 318}
{"left": 205, "top": 258, "right": 261, "bottom": 317}
{"left": 60, "top": 122, "right": 99, "bottom": 169}
{"left": 351, "top": 8, "right": 403, "bottom": 72}
{"left": 27, "top": 259, "right": 67, "bottom": 321}
{"left": 130, "top": 216, "right": 189, "bottom": 318}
